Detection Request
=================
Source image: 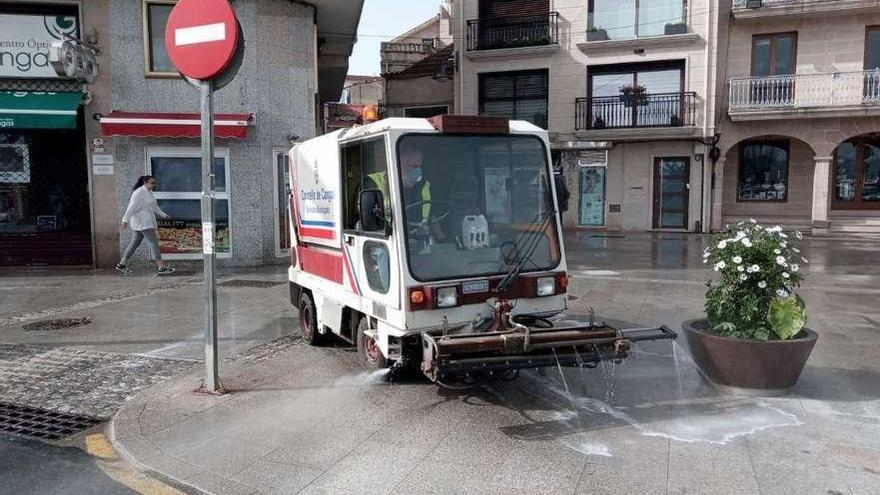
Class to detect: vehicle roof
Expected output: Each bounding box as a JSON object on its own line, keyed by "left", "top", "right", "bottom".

{"left": 331, "top": 117, "right": 546, "bottom": 142}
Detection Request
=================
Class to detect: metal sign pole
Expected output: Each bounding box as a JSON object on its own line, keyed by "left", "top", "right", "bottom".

{"left": 200, "top": 79, "right": 220, "bottom": 392}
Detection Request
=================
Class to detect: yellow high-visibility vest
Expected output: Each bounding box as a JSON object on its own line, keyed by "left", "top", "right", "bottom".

{"left": 367, "top": 172, "right": 431, "bottom": 221}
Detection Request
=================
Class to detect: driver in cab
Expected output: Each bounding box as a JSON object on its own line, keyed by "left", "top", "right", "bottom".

{"left": 366, "top": 144, "right": 445, "bottom": 243}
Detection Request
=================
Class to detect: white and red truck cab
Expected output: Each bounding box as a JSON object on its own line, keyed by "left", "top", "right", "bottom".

{"left": 288, "top": 115, "right": 674, "bottom": 386}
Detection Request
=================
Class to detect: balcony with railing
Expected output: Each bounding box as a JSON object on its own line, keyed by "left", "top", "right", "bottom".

{"left": 728, "top": 70, "right": 880, "bottom": 120}
{"left": 731, "top": 0, "right": 880, "bottom": 19}
{"left": 575, "top": 92, "right": 698, "bottom": 133}
{"left": 465, "top": 12, "right": 559, "bottom": 54}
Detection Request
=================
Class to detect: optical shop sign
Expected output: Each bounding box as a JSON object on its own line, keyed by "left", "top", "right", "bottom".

{"left": 0, "top": 14, "right": 79, "bottom": 78}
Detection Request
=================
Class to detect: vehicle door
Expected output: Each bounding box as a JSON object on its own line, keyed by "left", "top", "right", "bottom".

{"left": 340, "top": 137, "right": 401, "bottom": 313}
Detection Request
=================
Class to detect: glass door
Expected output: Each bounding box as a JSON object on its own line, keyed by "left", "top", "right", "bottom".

{"left": 751, "top": 32, "right": 797, "bottom": 105}
{"left": 833, "top": 138, "right": 880, "bottom": 209}
{"left": 653, "top": 157, "right": 690, "bottom": 229}
{"left": 579, "top": 166, "right": 606, "bottom": 226}
{"left": 274, "top": 149, "right": 291, "bottom": 257}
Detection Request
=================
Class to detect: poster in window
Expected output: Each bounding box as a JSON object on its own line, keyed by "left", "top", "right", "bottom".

{"left": 0, "top": 144, "right": 30, "bottom": 183}
{"left": 156, "top": 199, "right": 230, "bottom": 254}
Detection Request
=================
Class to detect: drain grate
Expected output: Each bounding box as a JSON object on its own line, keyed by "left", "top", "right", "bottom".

{"left": 22, "top": 317, "right": 93, "bottom": 331}
{"left": 218, "top": 279, "right": 285, "bottom": 288}
{"left": 0, "top": 403, "right": 102, "bottom": 440}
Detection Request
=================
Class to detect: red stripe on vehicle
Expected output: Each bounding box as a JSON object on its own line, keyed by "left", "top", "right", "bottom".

{"left": 298, "top": 246, "right": 343, "bottom": 284}
{"left": 299, "top": 227, "right": 336, "bottom": 240}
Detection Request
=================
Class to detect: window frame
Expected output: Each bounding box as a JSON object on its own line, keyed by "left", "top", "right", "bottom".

{"left": 146, "top": 146, "right": 233, "bottom": 259}
{"left": 273, "top": 147, "right": 292, "bottom": 258}
{"left": 736, "top": 139, "right": 790, "bottom": 203}
{"left": 864, "top": 26, "right": 880, "bottom": 70}
{"left": 142, "top": 0, "right": 180, "bottom": 78}
{"left": 339, "top": 136, "right": 392, "bottom": 238}
{"left": 478, "top": 69, "right": 549, "bottom": 129}
{"left": 831, "top": 137, "right": 880, "bottom": 210}
{"left": 750, "top": 32, "right": 798, "bottom": 77}
{"left": 587, "top": 0, "right": 687, "bottom": 39}
{"left": 587, "top": 60, "right": 686, "bottom": 98}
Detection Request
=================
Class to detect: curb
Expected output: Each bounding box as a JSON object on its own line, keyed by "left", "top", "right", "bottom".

{"left": 108, "top": 408, "right": 215, "bottom": 495}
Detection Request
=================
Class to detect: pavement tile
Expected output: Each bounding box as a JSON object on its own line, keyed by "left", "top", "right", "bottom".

{"left": 183, "top": 472, "right": 261, "bottom": 495}
{"left": 666, "top": 439, "right": 760, "bottom": 495}
{"left": 575, "top": 427, "right": 669, "bottom": 495}
{"left": 388, "top": 460, "right": 505, "bottom": 495}
{"left": 309, "top": 440, "right": 429, "bottom": 495}
{"left": 265, "top": 424, "right": 376, "bottom": 469}
{"left": 231, "top": 459, "right": 323, "bottom": 495}
{"left": 490, "top": 439, "right": 585, "bottom": 494}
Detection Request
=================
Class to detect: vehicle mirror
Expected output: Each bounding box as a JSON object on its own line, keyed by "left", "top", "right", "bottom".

{"left": 554, "top": 173, "right": 570, "bottom": 213}
{"left": 359, "top": 188, "right": 387, "bottom": 232}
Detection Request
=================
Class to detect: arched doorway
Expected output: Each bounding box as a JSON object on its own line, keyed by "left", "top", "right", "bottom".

{"left": 831, "top": 135, "right": 880, "bottom": 210}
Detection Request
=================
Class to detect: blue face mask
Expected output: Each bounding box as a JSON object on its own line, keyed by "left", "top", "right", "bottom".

{"left": 406, "top": 168, "right": 422, "bottom": 185}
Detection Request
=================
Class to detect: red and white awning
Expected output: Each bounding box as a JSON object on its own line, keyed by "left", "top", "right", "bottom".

{"left": 100, "top": 111, "right": 253, "bottom": 139}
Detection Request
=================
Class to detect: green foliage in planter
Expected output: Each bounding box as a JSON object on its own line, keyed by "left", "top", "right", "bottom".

{"left": 704, "top": 220, "right": 808, "bottom": 340}
{"left": 769, "top": 294, "right": 807, "bottom": 340}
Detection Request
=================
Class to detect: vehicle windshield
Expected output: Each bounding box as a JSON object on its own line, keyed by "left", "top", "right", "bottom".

{"left": 396, "top": 133, "right": 561, "bottom": 281}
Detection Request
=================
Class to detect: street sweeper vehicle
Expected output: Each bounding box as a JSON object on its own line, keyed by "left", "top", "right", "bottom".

{"left": 287, "top": 115, "right": 675, "bottom": 387}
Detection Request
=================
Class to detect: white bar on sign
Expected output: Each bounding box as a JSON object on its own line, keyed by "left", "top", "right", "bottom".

{"left": 175, "top": 22, "right": 226, "bottom": 46}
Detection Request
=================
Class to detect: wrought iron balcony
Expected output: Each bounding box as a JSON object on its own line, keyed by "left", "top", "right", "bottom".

{"left": 728, "top": 71, "right": 880, "bottom": 118}
{"left": 575, "top": 92, "right": 698, "bottom": 130}
{"left": 466, "top": 12, "right": 559, "bottom": 51}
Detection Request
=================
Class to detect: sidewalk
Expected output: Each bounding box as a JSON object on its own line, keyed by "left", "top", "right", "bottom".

{"left": 108, "top": 234, "right": 880, "bottom": 495}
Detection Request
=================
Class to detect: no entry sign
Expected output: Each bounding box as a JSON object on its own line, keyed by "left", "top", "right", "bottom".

{"left": 164, "top": 0, "right": 240, "bottom": 80}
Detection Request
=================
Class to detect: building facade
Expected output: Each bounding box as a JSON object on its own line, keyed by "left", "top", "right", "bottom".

{"left": 0, "top": 0, "right": 362, "bottom": 268}
{"left": 715, "top": 0, "right": 880, "bottom": 237}
{"left": 453, "top": 0, "right": 722, "bottom": 233}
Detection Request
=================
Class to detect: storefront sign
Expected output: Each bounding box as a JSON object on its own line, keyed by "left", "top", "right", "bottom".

{"left": 0, "top": 13, "right": 79, "bottom": 78}
{"left": 92, "top": 165, "right": 114, "bottom": 175}
{"left": 91, "top": 153, "right": 114, "bottom": 165}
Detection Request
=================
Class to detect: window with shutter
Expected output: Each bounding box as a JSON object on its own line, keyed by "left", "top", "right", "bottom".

{"left": 479, "top": 70, "right": 549, "bottom": 129}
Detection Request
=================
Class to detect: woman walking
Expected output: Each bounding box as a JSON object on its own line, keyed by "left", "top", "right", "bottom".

{"left": 116, "top": 175, "right": 175, "bottom": 275}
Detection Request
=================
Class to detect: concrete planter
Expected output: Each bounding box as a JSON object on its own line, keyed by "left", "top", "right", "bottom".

{"left": 681, "top": 319, "right": 818, "bottom": 396}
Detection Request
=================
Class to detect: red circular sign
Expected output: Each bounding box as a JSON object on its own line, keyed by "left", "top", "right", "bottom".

{"left": 165, "top": 0, "right": 239, "bottom": 80}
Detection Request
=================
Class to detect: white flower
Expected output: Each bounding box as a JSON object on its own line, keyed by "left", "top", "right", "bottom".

{"left": 801, "top": 257, "right": 809, "bottom": 263}
{"left": 758, "top": 281, "right": 767, "bottom": 288}
{"left": 791, "top": 264, "right": 799, "bottom": 272}
{"left": 779, "top": 233, "right": 788, "bottom": 239}
{"left": 750, "top": 264, "right": 760, "bottom": 273}
{"left": 776, "top": 256, "right": 787, "bottom": 266}
{"left": 792, "top": 247, "right": 800, "bottom": 253}
{"left": 782, "top": 272, "right": 790, "bottom": 279}
{"left": 703, "top": 258, "right": 708, "bottom": 264}
{"left": 702, "top": 252, "right": 710, "bottom": 259}
{"left": 735, "top": 231, "right": 747, "bottom": 239}
{"left": 774, "top": 249, "right": 781, "bottom": 255}
{"left": 780, "top": 241, "right": 787, "bottom": 248}
{"left": 717, "top": 240, "right": 727, "bottom": 249}
{"left": 740, "top": 274, "right": 748, "bottom": 281}
{"left": 741, "top": 238, "right": 753, "bottom": 248}
{"left": 776, "top": 289, "right": 789, "bottom": 298}
{"left": 732, "top": 256, "right": 743, "bottom": 264}
{"left": 714, "top": 261, "right": 726, "bottom": 271}
{"left": 749, "top": 218, "right": 757, "bottom": 223}
{"left": 795, "top": 231, "right": 803, "bottom": 240}
{"left": 768, "top": 225, "right": 783, "bottom": 233}
{"left": 737, "top": 265, "right": 745, "bottom": 272}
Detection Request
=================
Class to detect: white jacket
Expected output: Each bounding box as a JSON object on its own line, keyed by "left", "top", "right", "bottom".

{"left": 122, "top": 186, "right": 169, "bottom": 231}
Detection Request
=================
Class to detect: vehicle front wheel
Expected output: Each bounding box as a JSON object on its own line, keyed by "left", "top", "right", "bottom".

{"left": 298, "top": 292, "right": 323, "bottom": 346}
{"left": 356, "top": 315, "right": 387, "bottom": 369}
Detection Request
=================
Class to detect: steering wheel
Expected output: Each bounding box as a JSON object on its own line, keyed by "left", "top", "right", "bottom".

{"left": 404, "top": 199, "right": 453, "bottom": 228}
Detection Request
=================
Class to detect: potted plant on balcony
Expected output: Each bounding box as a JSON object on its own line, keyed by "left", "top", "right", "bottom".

{"left": 682, "top": 220, "right": 818, "bottom": 395}
{"left": 664, "top": 22, "right": 687, "bottom": 35}
{"left": 587, "top": 26, "right": 609, "bottom": 42}
{"left": 618, "top": 84, "right": 648, "bottom": 107}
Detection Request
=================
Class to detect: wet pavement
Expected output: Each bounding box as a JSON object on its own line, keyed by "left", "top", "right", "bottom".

{"left": 1, "top": 232, "right": 878, "bottom": 494}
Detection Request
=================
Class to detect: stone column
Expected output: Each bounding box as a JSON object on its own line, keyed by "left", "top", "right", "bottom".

{"left": 710, "top": 156, "right": 726, "bottom": 232}
{"left": 811, "top": 156, "right": 832, "bottom": 236}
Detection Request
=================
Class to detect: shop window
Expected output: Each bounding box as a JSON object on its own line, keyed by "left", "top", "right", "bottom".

{"left": 479, "top": 70, "right": 548, "bottom": 129}
{"left": 143, "top": 1, "right": 177, "bottom": 76}
{"left": 147, "top": 147, "right": 231, "bottom": 258}
{"left": 737, "top": 140, "right": 789, "bottom": 202}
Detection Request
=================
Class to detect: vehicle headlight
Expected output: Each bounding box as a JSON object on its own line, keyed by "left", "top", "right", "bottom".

{"left": 536, "top": 277, "right": 556, "bottom": 297}
{"left": 435, "top": 287, "right": 458, "bottom": 308}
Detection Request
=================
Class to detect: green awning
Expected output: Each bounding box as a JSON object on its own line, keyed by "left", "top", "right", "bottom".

{"left": 0, "top": 91, "right": 82, "bottom": 129}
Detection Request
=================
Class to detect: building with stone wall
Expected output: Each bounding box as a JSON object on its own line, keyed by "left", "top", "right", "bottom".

{"left": 714, "top": 1, "right": 880, "bottom": 237}
{"left": 0, "top": 0, "right": 362, "bottom": 268}
{"left": 452, "top": 0, "right": 723, "bottom": 233}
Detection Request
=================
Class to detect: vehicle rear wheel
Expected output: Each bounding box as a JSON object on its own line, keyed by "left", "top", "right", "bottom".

{"left": 356, "top": 315, "right": 387, "bottom": 369}
{"left": 298, "top": 292, "right": 323, "bottom": 346}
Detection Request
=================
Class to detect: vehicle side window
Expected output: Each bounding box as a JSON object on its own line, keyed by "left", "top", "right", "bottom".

{"left": 341, "top": 138, "right": 390, "bottom": 232}
{"left": 363, "top": 241, "right": 390, "bottom": 293}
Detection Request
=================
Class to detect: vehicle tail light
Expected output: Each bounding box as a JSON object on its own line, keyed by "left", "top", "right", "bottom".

{"left": 410, "top": 289, "right": 426, "bottom": 305}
